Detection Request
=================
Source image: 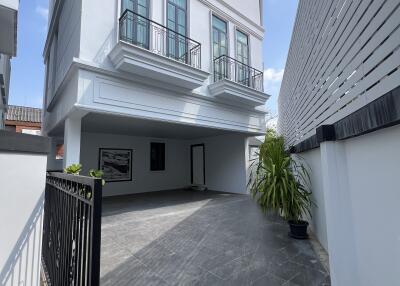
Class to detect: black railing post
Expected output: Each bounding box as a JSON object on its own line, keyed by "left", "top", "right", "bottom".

{"left": 89, "top": 178, "right": 102, "bottom": 286}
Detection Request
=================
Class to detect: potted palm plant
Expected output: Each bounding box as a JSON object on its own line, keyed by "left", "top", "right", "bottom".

{"left": 248, "top": 129, "right": 314, "bottom": 239}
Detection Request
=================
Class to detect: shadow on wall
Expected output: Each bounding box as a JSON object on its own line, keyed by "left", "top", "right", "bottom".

{"left": 0, "top": 192, "right": 44, "bottom": 286}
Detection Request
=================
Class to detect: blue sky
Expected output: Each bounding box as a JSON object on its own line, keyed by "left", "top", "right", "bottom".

{"left": 9, "top": 0, "right": 298, "bottom": 116}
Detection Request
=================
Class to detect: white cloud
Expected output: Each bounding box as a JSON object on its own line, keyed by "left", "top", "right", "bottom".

{"left": 263, "top": 68, "right": 284, "bottom": 115}
{"left": 264, "top": 68, "right": 284, "bottom": 82}
{"left": 36, "top": 6, "right": 49, "bottom": 21}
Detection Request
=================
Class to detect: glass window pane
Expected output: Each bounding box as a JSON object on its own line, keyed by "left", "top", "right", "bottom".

{"left": 212, "top": 15, "right": 227, "bottom": 33}
{"left": 122, "top": 0, "right": 133, "bottom": 12}
{"left": 138, "top": 0, "right": 147, "bottom": 7}
{"left": 137, "top": 6, "right": 147, "bottom": 16}
{"left": 178, "top": 9, "right": 185, "bottom": 26}
{"left": 236, "top": 30, "right": 248, "bottom": 44}
{"left": 168, "top": 4, "right": 175, "bottom": 20}
{"left": 178, "top": 25, "right": 185, "bottom": 35}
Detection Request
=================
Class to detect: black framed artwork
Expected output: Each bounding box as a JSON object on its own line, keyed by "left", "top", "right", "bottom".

{"left": 98, "top": 148, "right": 132, "bottom": 182}
{"left": 150, "top": 142, "right": 165, "bottom": 171}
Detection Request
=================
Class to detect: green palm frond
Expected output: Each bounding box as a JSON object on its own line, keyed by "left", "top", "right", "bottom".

{"left": 248, "top": 129, "right": 314, "bottom": 222}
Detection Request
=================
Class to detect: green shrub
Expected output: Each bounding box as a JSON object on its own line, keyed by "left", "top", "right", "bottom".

{"left": 64, "top": 163, "right": 82, "bottom": 175}
{"left": 248, "top": 129, "right": 314, "bottom": 222}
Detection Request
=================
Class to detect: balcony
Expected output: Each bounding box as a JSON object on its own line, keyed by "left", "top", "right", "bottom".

{"left": 208, "top": 55, "right": 269, "bottom": 106}
{"left": 109, "top": 10, "right": 209, "bottom": 91}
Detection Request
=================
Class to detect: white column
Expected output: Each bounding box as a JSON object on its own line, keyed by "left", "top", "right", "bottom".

{"left": 320, "top": 141, "right": 359, "bottom": 286}
{"left": 63, "top": 117, "right": 82, "bottom": 168}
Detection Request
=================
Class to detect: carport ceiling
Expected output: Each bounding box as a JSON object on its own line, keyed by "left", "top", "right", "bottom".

{"left": 81, "top": 112, "right": 239, "bottom": 139}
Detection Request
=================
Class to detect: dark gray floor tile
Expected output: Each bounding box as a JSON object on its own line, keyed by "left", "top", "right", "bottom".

{"left": 100, "top": 190, "right": 329, "bottom": 286}
{"left": 288, "top": 267, "right": 329, "bottom": 286}
{"left": 252, "top": 273, "right": 287, "bottom": 286}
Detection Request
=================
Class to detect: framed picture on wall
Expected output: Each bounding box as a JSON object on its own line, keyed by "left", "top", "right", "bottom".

{"left": 99, "top": 148, "right": 132, "bottom": 182}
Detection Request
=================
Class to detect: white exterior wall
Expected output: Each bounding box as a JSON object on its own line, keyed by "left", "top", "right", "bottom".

{"left": 78, "top": 0, "right": 264, "bottom": 72}
{"left": 75, "top": 69, "right": 265, "bottom": 134}
{"left": 80, "top": 132, "right": 249, "bottom": 196}
{"left": 0, "top": 152, "right": 47, "bottom": 286}
{"left": 196, "top": 134, "right": 248, "bottom": 194}
{"left": 297, "top": 149, "right": 328, "bottom": 250}
{"left": 54, "top": 0, "right": 81, "bottom": 90}
{"left": 337, "top": 125, "right": 400, "bottom": 286}
{"left": 293, "top": 125, "right": 400, "bottom": 286}
{"left": 318, "top": 125, "right": 400, "bottom": 286}
{"left": 81, "top": 132, "right": 189, "bottom": 197}
{"left": 42, "top": 0, "right": 267, "bottom": 138}
{"left": 44, "top": 0, "right": 82, "bottom": 109}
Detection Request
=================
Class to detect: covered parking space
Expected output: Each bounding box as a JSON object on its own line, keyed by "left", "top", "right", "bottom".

{"left": 77, "top": 112, "right": 253, "bottom": 197}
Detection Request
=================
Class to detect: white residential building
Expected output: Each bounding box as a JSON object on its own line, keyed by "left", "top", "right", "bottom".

{"left": 43, "top": 0, "right": 269, "bottom": 196}
{"left": 279, "top": 0, "right": 400, "bottom": 285}
{"left": 0, "top": 0, "right": 18, "bottom": 128}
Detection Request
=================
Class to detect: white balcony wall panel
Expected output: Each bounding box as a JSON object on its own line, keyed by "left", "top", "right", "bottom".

{"left": 0, "top": 0, "right": 18, "bottom": 10}
{"left": 79, "top": 0, "right": 117, "bottom": 69}
{"left": 54, "top": 0, "right": 81, "bottom": 90}
{"left": 42, "top": 72, "right": 79, "bottom": 135}
{"left": 151, "top": 0, "right": 163, "bottom": 25}
{"left": 190, "top": 0, "right": 212, "bottom": 73}
{"left": 249, "top": 34, "right": 263, "bottom": 71}
{"left": 76, "top": 69, "right": 266, "bottom": 134}
{"left": 278, "top": 0, "right": 400, "bottom": 146}
{"left": 224, "top": 0, "right": 261, "bottom": 25}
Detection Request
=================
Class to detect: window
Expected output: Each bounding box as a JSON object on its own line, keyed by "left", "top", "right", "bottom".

{"left": 212, "top": 15, "right": 227, "bottom": 59}
{"left": 56, "top": 144, "right": 64, "bottom": 160}
{"left": 236, "top": 30, "right": 250, "bottom": 86}
{"left": 121, "top": 0, "right": 149, "bottom": 48}
{"left": 150, "top": 142, "right": 165, "bottom": 171}
{"left": 236, "top": 30, "right": 249, "bottom": 65}
{"left": 167, "top": 0, "right": 187, "bottom": 62}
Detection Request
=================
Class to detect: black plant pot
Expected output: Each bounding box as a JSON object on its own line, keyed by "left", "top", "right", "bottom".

{"left": 288, "top": 220, "right": 309, "bottom": 239}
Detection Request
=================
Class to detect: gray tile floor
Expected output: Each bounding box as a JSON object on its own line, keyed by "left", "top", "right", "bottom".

{"left": 100, "top": 190, "right": 330, "bottom": 286}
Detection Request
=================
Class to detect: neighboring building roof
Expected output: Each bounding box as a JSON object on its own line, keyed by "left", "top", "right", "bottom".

{"left": 6, "top": 105, "right": 42, "bottom": 123}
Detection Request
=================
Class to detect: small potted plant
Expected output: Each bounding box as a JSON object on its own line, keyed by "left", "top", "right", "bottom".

{"left": 248, "top": 129, "right": 314, "bottom": 239}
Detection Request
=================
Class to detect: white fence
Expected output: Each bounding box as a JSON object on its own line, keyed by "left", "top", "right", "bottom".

{"left": 279, "top": 0, "right": 400, "bottom": 146}
{"left": 0, "top": 131, "right": 49, "bottom": 286}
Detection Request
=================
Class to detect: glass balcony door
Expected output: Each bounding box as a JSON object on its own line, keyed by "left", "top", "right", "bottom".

{"left": 236, "top": 30, "right": 250, "bottom": 86}
{"left": 167, "top": 0, "right": 187, "bottom": 63}
{"left": 121, "top": 0, "right": 149, "bottom": 49}
{"left": 212, "top": 15, "right": 228, "bottom": 81}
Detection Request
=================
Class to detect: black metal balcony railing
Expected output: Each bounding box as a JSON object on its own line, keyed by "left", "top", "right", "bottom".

{"left": 119, "top": 9, "right": 201, "bottom": 69}
{"left": 42, "top": 172, "right": 102, "bottom": 286}
{"left": 214, "top": 55, "right": 264, "bottom": 92}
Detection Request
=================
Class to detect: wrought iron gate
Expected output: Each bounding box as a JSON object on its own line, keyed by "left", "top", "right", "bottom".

{"left": 41, "top": 172, "right": 102, "bottom": 286}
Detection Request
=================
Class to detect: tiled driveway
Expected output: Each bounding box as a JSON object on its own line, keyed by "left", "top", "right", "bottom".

{"left": 100, "top": 190, "right": 330, "bottom": 285}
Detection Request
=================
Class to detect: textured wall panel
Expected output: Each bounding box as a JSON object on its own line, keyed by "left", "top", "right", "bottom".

{"left": 278, "top": 0, "right": 400, "bottom": 146}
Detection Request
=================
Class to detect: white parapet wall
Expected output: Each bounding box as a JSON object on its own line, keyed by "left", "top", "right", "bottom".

{"left": 0, "top": 131, "right": 50, "bottom": 286}
{"left": 294, "top": 125, "right": 400, "bottom": 286}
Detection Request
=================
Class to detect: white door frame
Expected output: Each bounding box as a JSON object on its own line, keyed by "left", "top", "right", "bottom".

{"left": 190, "top": 144, "right": 205, "bottom": 185}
